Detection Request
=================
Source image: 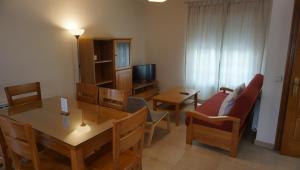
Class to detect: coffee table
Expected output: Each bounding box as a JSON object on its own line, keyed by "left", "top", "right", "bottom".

{"left": 152, "top": 88, "right": 199, "bottom": 126}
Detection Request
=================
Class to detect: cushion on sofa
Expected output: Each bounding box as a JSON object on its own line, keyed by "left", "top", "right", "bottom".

{"left": 196, "top": 92, "right": 228, "bottom": 116}
{"left": 218, "top": 83, "right": 245, "bottom": 116}
{"left": 185, "top": 92, "right": 233, "bottom": 131}
{"left": 186, "top": 74, "right": 264, "bottom": 132}
{"left": 228, "top": 74, "right": 263, "bottom": 125}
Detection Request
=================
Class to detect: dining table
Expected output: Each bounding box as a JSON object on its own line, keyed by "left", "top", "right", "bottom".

{"left": 0, "top": 96, "right": 129, "bottom": 170}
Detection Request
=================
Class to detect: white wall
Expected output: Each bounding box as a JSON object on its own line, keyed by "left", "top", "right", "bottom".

{"left": 256, "top": 0, "right": 295, "bottom": 145}
{"left": 145, "top": 0, "right": 187, "bottom": 91}
{"left": 0, "top": 0, "right": 146, "bottom": 104}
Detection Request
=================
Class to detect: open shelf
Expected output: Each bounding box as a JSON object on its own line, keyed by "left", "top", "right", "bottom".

{"left": 133, "top": 81, "right": 158, "bottom": 100}
{"left": 93, "top": 40, "right": 113, "bottom": 61}
{"left": 94, "top": 60, "right": 113, "bottom": 64}
{"left": 96, "top": 80, "right": 113, "bottom": 86}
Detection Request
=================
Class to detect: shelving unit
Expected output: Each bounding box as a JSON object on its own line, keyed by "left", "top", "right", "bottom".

{"left": 94, "top": 60, "right": 112, "bottom": 64}
{"left": 79, "top": 38, "right": 133, "bottom": 95}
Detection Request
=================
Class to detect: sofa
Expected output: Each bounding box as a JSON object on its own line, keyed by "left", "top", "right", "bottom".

{"left": 185, "top": 74, "right": 264, "bottom": 157}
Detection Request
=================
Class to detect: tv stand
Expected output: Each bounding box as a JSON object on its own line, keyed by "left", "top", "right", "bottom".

{"left": 133, "top": 81, "right": 159, "bottom": 100}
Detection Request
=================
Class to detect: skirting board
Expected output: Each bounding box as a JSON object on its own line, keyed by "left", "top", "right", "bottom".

{"left": 254, "top": 139, "right": 275, "bottom": 149}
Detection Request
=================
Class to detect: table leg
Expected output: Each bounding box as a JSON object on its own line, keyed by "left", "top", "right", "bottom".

{"left": 71, "top": 148, "right": 85, "bottom": 170}
{"left": 153, "top": 99, "right": 157, "bottom": 111}
{"left": 175, "top": 104, "right": 180, "bottom": 126}
{"left": 194, "top": 93, "right": 198, "bottom": 110}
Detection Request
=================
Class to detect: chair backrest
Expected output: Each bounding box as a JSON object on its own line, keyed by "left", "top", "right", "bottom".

{"left": 112, "top": 107, "right": 147, "bottom": 169}
{"left": 0, "top": 116, "right": 40, "bottom": 170}
{"left": 76, "top": 83, "right": 99, "bottom": 104}
{"left": 127, "top": 96, "right": 152, "bottom": 122}
{"left": 99, "top": 87, "right": 128, "bottom": 111}
{"left": 0, "top": 127, "right": 12, "bottom": 170}
{"left": 5, "top": 82, "right": 41, "bottom": 106}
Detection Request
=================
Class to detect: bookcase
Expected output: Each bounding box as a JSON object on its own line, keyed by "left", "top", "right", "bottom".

{"left": 79, "top": 38, "right": 132, "bottom": 95}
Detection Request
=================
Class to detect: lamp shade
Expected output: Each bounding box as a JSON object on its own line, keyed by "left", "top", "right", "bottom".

{"left": 69, "top": 29, "right": 85, "bottom": 36}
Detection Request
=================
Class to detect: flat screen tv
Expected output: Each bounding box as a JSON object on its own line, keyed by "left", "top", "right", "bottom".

{"left": 133, "top": 64, "right": 156, "bottom": 82}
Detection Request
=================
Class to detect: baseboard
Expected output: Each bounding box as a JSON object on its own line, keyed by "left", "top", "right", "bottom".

{"left": 254, "top": 139, "right": 274, "bottom": 149}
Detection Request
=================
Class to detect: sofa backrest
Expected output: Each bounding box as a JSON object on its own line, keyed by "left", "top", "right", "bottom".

{"left": 228, "top": 74, "right": 264, "bottom": 126}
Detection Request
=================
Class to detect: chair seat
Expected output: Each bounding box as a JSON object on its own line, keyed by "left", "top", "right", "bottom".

{"left": 149, "top": 110, "right": 168, "bottom": 123}
{"left": 88, "top": 150, "right": 139, "bottom": 170}
{"left": 20, "top": 149, "right": 70, "bottom": 170}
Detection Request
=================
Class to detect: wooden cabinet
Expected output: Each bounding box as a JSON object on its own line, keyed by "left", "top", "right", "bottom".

{"left": 79, "top": 38, "right": 132, "bottom": 93}
{"left": 114, "top": 40, "right": 131, "bottom": 70}
{"left": 116, "top": 69, "right": 132, "bottom": 96}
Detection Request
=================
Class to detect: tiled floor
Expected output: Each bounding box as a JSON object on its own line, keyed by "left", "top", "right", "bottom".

{"left": 142, "top": 111, "right": 300, "bottom": 170}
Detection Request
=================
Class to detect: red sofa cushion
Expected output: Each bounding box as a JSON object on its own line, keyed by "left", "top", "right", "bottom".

{"left": 196, "top": 92, "right": 228, "bottom": 116}
{"left": 185, "top": 92, "right": 234, "bottom": 131}
{"left": 228, "top": 74, "right": 264, "bottom": 126}
{"left": 186, "top": 74, "right": 264, "bottom": 132}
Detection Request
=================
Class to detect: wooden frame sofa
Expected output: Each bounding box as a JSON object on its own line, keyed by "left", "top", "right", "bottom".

{"left": 185, "top": 74, "right": 264, "bottom": 157}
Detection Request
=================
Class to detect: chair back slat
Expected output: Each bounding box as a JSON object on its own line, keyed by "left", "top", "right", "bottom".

{"left": 118, "top": 107, "right": 147, "bottom": 135}
{"left": 12, "top": 95, "right": 41, "bottom": 106}
{"left": 76, "top": 83, "right": 99, "bottom": 104}
{"left": 0, "top": 116, "right": 40, "bottom": 169}
{"left": 0, "top": 126, "right": 12, "bottom": 170}
{"left": 4, "top": 136, "right": 32, "bottom": 160}
{"left": 99, "top": 88, "right": 127, "bottom": 111}
{"left": 113, "top": 107, "right": 147, "bottom": 169}
{"left": 5, "top": 82, "right": 41, "bottom": 106}
{"left": 119, "top": 126, "right": 144, "bottom": 153}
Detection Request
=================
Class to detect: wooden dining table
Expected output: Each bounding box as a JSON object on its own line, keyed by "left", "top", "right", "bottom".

{"left": 0, "top": 96, "right": 129, "bottom": 170}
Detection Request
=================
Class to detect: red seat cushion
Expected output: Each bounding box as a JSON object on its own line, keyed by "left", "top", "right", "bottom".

{"left": 195, "top": 92, "right": 227, "bottom": 116}
{"left": 185, "top": 92, "right": 234, "bottom": 132}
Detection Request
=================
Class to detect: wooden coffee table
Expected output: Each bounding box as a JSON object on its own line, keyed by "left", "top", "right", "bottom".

{"left": 152, "top": 88, "right": 199, "bottom": 126}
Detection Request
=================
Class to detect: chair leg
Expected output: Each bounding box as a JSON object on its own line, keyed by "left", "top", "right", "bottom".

{"left": 186, "top": 123, "right": 193, "bottom": 145}
{"left": 166, "top": 113, "right": 170, "bottom": 132}
{"left": 230, "top": 146, "right": 238, "bottom": 157}
{"left": 147, "top": 126, "right": 155, "bottom": 147}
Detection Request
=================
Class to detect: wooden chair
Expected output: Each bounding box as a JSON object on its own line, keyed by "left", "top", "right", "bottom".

{"left": 87, "top": 107, "right": 147, "bottom": 170}
{"left": 0, "top": 128, "right": 12, "bottom": 170}
{"left": 99, "top": 87, "right": 128, "bottom": 111}
{"left": 0, "top": 116, "right": 70, "bottom": 170}
{"left": 127, "top": 96, "right": 170, "bottom": 147}
{"left": 5, "top": 82, "right": 42, "bottom": 106}
{"left": 76, "top": 83, "right": 99, "bottom": 104}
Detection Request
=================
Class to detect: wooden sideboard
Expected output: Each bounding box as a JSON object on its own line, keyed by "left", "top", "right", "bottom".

{"left": 133, "top": 81, "right": 159, "bottom": 100}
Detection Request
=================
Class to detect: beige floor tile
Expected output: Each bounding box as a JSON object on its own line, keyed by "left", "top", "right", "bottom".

{"left": 142, "top": 156, "right": 173, "bottom": 170}
{"left": 174, "top": 148, "right": 221, "bottom": 170}
{"left": 143, "top": 141, "right": 186, "bottom": 165}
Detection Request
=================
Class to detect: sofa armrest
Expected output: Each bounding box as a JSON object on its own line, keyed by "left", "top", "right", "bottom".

{"left": 220, "top": 87, "right": 234, "bottom": 93}
{"left": 186, "top": 111, "right": 240, "bottom": 124}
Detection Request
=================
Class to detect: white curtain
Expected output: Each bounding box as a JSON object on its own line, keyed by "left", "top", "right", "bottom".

{"left": 185, "top": 0, "right": 270, "bottom": 99}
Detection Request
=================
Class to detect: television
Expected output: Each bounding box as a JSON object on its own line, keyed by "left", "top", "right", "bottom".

{"left": 133, "top": 64, "right": 156, "bottom": 82}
